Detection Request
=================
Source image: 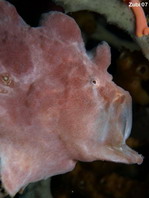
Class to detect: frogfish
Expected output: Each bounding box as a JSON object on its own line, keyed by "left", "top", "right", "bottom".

{"left": 0, "top": 0, "right": 143, "bottom": 196}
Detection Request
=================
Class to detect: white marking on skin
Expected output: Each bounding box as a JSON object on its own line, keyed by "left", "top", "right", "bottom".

{"left": 0, "top": 88, "right": 7, "bottom": 94}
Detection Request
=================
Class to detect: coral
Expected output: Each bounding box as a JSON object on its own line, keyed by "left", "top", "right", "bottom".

{"left": 115, "top": 50, "right": 149, "bottom": 105}
{"left": 54, "top": 0, "right": 149, "bottom": 60}
{"left": 124, "top": 0, "right": 149, "bottom": 37}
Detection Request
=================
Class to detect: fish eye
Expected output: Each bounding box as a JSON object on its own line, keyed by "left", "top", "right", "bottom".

{"left": 92, "top": 80, "right": 96, "bottom": 84}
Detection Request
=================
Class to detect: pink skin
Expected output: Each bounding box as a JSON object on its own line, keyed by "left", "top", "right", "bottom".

{"left": 124, "top": 0, "right": 149, "bottom": 37}
{"left": 0, "top": 0, "right": 143, "bottom": 196}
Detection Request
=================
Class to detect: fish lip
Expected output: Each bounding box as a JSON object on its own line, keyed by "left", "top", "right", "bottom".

{"left": 120, "top": 93, "right": 133, "bottom": 141}
{"left": 124, "top": 103, "right": 132, "bottom": 141}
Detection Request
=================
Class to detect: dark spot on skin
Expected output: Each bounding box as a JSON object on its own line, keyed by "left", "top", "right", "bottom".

{"left": 0, "top": 33, "right": 32, "bottom": 75}
{"left": 1, "top": 31, "right": 8, "bottom": 44}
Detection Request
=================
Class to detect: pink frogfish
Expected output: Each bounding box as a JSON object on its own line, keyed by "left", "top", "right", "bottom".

{"left": 0, "top": 0, "right": 143, "bottom": 196}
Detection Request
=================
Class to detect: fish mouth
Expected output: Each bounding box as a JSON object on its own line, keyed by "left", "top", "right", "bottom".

{"left": 107, "top": 144, "right": 143, "bottom": 165}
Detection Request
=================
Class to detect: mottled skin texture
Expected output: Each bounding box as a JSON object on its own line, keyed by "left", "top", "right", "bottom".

{"left": 0, "top": 0, "right": 143, "bottom": 196}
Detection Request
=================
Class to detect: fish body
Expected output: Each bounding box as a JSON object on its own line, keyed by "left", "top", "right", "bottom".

{"left": 0, "top": 0, "right": 143, "bottom": 196}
